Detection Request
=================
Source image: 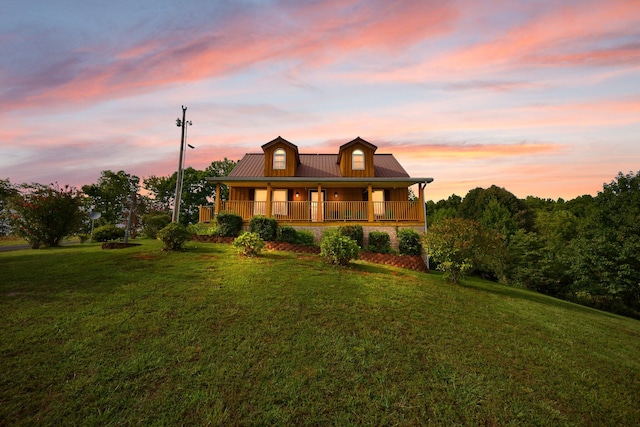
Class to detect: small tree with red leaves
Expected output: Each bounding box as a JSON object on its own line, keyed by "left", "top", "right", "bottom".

{"left": 9, "top": 183, "right": 84, "bottom": 248}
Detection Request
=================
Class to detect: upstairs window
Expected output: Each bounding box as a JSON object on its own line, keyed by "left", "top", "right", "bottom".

{"left": 273, "top": 148, "right": 286, "bottom": 170}
{"left": 352, "top": 149, "right": 365, "bottom": 170}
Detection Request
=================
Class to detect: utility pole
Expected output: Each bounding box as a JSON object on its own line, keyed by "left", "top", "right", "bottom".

{"left": 172, "top": 106, "right": 191, "bottom": 223}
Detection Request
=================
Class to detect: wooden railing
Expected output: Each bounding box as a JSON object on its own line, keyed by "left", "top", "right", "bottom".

{"left": 373, "top": 201, "right": 421, "bottom": 221}
{"left": 199, "top": 201, "right": 422, "bottom": 223}
{"left": 324, "top": 201, "right": 368, "bottom": 221}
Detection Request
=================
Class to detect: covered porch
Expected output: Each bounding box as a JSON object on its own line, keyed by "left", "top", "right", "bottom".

{"left": 199, "top": 178, "right": 432, "bottom": 225}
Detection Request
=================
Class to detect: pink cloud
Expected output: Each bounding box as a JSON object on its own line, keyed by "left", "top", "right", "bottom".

{"left": 3, "top": 0, "right": 458, "bottom": 113}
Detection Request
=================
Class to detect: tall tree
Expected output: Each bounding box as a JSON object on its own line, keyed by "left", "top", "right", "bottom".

{"left": 460, "top": 185, "right": 533, "bottom": 231}
{"left": 570, "top": 171, "right": 640, "bottom": 316}
{"left": 82, "top": 170, "right": 140, "bottom": 225}
{"left": 143, "top": 174, "right": 175, "bottom": 212}
{"left": 205, "top": 158, "right": 237, "bottom": 202}
{"left": 143, "top": 159, "right": 237, "bottom": 225}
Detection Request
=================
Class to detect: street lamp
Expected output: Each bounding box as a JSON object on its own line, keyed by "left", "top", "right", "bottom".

{"left": 172, "top": 106, "right": 192, "bottom": 223}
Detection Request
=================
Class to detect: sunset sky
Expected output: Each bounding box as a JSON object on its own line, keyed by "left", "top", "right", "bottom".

{"left": 2, "top": 0, "right": 639, "bottom": 201}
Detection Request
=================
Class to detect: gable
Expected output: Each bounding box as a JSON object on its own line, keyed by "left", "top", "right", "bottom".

{"left": 261, "top": 136, "right": 300, "bottom": 177}
{"left": 337, "top": 137, "right": 377, "bottom": 177}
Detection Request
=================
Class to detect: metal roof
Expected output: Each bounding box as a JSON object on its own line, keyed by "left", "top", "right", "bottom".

{"left": 227, "top": 153, "right": 411, "bottom": 178}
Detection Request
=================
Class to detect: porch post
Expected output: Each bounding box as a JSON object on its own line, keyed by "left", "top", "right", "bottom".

{"left": 266, "top": 183, "right": 272, "bottom": 217}
{"left": 367, "top": 184, "right": 374, "bottom": 222}
{"left": 214, "top": 183, "right": 221, "bottom": 215}
{"left": 317, "top": 184, "right": 322, "bottom": 222}
{"left": 418, "top": 183, "right": 424, "bottom": 223}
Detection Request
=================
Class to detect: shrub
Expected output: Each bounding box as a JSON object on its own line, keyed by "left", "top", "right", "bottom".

{"left": 338, "top": 225, "right": 364, "bottom": 248}
{"left": 249, "top": 215, "right": 278, "bottom": 241}
{"left": 368, "top": 231, "right": 391, "bottom": 253}
{"left": 9, "top": 183, "right": 84, "bottom": 248}
{"left": 320, "top": 233, "right": 360, "bottom": 266}
{"left": 141, "top": 213, "right": 171, "bottom": 239}
{"left": 216, "top": 211, "right": 243, "bottom": 237}
{"left": 189, "top": 222, "right": 219, "bottom": 236}
{"left": 77, "top": 233, "right": 89, "bottom": 244}
{"left": 92, "top": 224, "right": 125, "bottom": 242}
{"left": 157, "top": 222, "right": 192, "bottom": 251}
{"left": 277, "top": 225, "right": 298, "bottom": 243}
{"left": 398, "top": 228, "right": 422, "bottom": 256}
{"left": 233, "top": 232, "right": 265, "bottom": 257}
{"left": 296, "top": 230, "right": 316, "bottom": 246}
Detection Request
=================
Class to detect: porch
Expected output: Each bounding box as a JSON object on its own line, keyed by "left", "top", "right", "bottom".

{"left": 198, "top": 200, "right": 423, "bottom": 224}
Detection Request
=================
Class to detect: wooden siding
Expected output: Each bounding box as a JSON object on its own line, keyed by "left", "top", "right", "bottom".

{"left": 263, "top": 142, "right": 298, "bottom": 177}
{"left": 338, "top": 143, "right": 376, "bottom": 177}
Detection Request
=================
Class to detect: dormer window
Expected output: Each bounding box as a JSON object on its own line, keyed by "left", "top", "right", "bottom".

{"left": 273, "top": 148, "right": 286, "bottom": 170}
{"left": 352, "top": 149, "right": 365, "bottom": 170}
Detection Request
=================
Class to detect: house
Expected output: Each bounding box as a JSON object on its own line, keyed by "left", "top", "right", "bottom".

{"left": 199, "top": 136, "right": 433, "bottom": 240}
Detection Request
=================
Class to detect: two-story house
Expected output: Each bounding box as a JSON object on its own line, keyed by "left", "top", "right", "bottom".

{"left": 199, "top": 136, "right": 433, "bottom": 238}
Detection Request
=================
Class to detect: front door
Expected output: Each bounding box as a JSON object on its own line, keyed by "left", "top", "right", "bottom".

{"left": 310, "top": 190, "right": 325, "bottom": 222}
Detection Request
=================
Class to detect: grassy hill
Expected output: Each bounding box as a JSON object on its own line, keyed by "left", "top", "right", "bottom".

{"left": 1, "top": 240, "right": 639, "bottom": 425}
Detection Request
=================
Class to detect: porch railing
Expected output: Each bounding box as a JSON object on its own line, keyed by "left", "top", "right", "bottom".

{"left": 199, "top": 201, "right": 422, "bottom": 223}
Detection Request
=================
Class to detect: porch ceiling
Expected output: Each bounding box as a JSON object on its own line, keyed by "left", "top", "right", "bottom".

{"left": 205, "top": 177, "right": 434, "bottom": 188}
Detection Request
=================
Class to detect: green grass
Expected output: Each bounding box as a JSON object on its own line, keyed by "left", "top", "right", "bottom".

{"left": 1, "top": 240, "right": 639, "bottom": 425}
{"left": 0, "top": 236, "right": 26, "bottom": 246}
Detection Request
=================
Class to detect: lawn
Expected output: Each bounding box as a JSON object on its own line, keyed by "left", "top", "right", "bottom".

{"left": 1, "top": 240, "right": 639, "bottom": 425}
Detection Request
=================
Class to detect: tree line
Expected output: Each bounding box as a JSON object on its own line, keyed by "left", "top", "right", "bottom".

{"left": 0, "top": 159, "right": 236, "bottom": 244}
{"left": 424, "top": 171, "right": 640, "bottom": 319}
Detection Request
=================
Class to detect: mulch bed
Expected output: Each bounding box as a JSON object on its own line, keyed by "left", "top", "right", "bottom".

{"left": 193, "top": 235, "right": 428, "bottom": 273}
{"left": 101, "top": 242, "right": 142, "bottom": 249}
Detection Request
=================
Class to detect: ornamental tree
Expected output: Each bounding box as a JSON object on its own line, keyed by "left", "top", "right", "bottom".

{"left": 424, "top": 217, "right": 504, "bottom": 283}
{"left": 9, "top": 183, "right": 84, "bottom": 248}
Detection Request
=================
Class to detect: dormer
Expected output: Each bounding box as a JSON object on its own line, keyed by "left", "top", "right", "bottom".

{"left": 337, "top": 137, "right": 377, "bottom": 177}
{"left": 262, "top": 136, "right": 300, "bottom": 177}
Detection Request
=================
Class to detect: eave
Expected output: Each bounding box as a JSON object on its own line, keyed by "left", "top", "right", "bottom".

{"left": 206, "top": 176, "right": 434, "bottom": 188}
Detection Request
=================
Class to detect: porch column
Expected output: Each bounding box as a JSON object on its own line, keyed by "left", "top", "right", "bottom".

{"left": 317, "top": 184, "right": 322, "bottom": 222}
{"left": 367, "top": 184, "right": 374, "bottom": 222}
{"left": 214, "top": 183, "right": 221, "bottom": 215}
{"left": 418, "top": 183, "right": 425, "bottom": 223}
{"left": 266, "top": 183, "right": 272, "bottom": 217}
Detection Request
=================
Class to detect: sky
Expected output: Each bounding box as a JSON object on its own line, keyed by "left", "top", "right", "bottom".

{"left": 1, "top": 0, "right": 639, "bottom": 202}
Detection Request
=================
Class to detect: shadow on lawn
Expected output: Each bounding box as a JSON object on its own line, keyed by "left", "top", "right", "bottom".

{"left": 458, "top": 278, "right": 623, "bottom": 320}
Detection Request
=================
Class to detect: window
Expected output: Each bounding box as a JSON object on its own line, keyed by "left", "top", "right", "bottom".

{"left": 352, "top": 149, "right": 364, "bottom": 170}
{"left": 372, "top": 190, "right": 385, "bottom": 216}
{"left": 272, "top": 189, "right": 288, "bottom": 215}
{"left": 273, "top": 148, "right": 286, "bottom": 170}
{"left": 254, "top": 189, "right": 267, "bottom": 215}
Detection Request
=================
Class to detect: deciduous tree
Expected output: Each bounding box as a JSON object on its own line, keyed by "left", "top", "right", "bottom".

{"left": 9, "top": 183, "right": 84, "bottom": 248}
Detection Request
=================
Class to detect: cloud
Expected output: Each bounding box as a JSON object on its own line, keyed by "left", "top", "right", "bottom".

{"left": 1, "top": 0, "right": 458, "bottom": 112}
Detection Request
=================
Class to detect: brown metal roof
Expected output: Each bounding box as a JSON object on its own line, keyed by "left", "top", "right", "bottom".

{"left": 228, "top": 152, "right": 409, "bottom": 178}
{"left": 227, "top": 153, "right": 264, "bottom": 177}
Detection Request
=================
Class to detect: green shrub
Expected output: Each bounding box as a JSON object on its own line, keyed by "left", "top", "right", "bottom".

{"left": 189, "top": 222, "right": 219, "bottom": 236}
{"left": 398, "top": 228, "right": 422, "bottom": 256}
{"left": 368, "top": 231, "right": 391, "bottom": 253}
{"left": 296, "top": 230, "right": 316, "bottom": 246}
{"left": 92, "top": 224, "right": 125, "bottom": 242}
{"left": 233, "top": 232, "right": 265, "bottom": 257}
{"left": 277, "top": 225, "right": 298, "bottom": 243}
{"left": 141, "top": 213, "right": 171, "bottom": 239}
{"left": 216, "top": 211, "right": 243, "bottom": 237}
{"left": 77, "top": 233, "right": 89, "bottom": 244}
{"left": 249, "top": 215, "right": 278, "bottom": 241}
{"left": 338, "top": 225, "right": 364, "bottom": 248}
{"left": 320, "top": 233, "right": 360, "bottom": 266}
{"left": 156, "top": 222, "right": 192, "bottom": 251}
